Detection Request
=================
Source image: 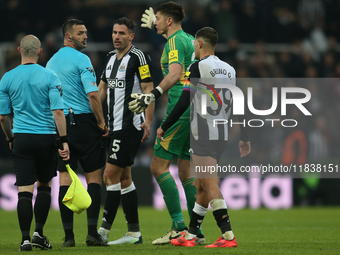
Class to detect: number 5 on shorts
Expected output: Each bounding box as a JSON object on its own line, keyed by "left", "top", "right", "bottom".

{"left": 112, "top": 139, "right": 121, "bottom": 152}
{"left": 110, "top": 139, "right": 121, "bottom": 160}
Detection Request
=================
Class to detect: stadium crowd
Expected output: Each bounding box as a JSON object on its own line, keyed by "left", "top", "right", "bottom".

{"left": 1, "top": 0, "right": 340, "bottom": 170}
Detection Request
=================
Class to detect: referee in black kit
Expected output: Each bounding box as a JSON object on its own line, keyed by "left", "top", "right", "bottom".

{"left": 0, "top": 34, "right": 70, "bottom": 251}
{"left": 46, "top": 19, "right": 109, "bottom": 247}
{"left": 97, "top": 17, "right": 154, "bottom": 245}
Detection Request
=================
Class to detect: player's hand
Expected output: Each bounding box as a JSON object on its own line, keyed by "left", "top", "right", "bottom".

{"left": 239, "top": 141, "right": 251, "bottom": 157}
{"left": 129, "top": 93, "right": 155, "bottom": 114}
{"left": 6, "top": 136, "right": 14, "bottom": 150}
{"left": 140, "top": 122, "right": 151, "bottom": 143}
{"left": 156, "top": 127, "right": 165, "bottom": 141}
{"left": 98, "top": 123, "right": 109, "bottom": 137}
{"left": 141, "top": 7, "right": 156, "bottom": 30}
{"left": 58, "top": 142, "right": 70, "bottom": 161}
{"left": 8, "top": 141, "right": 13, "bottom": 150}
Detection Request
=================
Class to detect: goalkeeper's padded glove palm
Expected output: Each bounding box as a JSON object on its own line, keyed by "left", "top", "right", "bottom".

{"left": 141, "top": 7, "right": 156, "bottom": 30}
{"left": 129, "top": 93, "right": 155, "bottom": 114}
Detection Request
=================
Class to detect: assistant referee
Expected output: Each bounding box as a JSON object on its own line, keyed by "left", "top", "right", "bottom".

{"left": 46, "top": 19, "right": 108, "bottom": 247}
{"left": 0, "top": 34, "right": 69, "bottom": 251}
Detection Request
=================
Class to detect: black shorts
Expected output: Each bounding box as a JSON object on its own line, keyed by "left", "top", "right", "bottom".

{"left": 107, "top": 127, "right": 143, "bottom": 168}
{"left": 58, "top": 113, "right": 106, "bottom": 173}
{"left": 12, "top": 133, "right": 58, "bottom": 186}
{"left": 190, "top": 133, "right": 227, "bottom": 162}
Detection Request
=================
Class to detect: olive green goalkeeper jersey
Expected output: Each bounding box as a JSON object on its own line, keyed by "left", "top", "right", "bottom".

{"left": 161, "top": 30, "right": 195, "bottom": 118}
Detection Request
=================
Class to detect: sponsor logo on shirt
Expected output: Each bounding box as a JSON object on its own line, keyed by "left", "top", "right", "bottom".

{"left": 108, "top": 78, "right": 125, "bottom": 89}
{"left": 138, "top": 64, "right": 151, "bottom": 80}
{"left": 86, "top": 67, "right": 96, "bottom": 77}
{"left": 168, "top": 50, "right": 179, "bottom": 64}
{"left": 56, "top": 85, "right": 63, "bottom": 97}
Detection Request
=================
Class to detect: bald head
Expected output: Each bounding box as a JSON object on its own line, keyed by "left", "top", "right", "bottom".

{"left": 20, "top": 35, "right": 41, "bottom": 57}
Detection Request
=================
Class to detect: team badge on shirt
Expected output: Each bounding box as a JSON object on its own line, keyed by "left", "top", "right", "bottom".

{"left": 138, "top": 64, "right": 151, "bottom": 79}
{"left": 119, "top": 63, "right": 126, "bottom": 72}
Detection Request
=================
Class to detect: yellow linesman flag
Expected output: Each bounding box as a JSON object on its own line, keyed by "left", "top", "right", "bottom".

{"left": 62, "top": 164, "right": 92, "bottom": 214}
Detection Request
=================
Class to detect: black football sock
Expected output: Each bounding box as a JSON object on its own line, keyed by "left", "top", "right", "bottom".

{"left": 59, "top": 185, "right": 74, "bottom": 240}
{"left": 210, "top": 199, "right": 232, "bottom": 235}
{"left": 34, "top": 186, "right": 51, "bottom": 236}
{"left": 213, "top": 208, "right": 231, "bottom": 233}
{"left": 188, "top": 202, "right": 207, "bottom": 237}
{"left": 121, "top": 182, "right": 140, "bottom": 232}
{"left": 17, "top": 192, "right": 33, "bottom": 242}
{"left": 87, "top": 183, "right": 102, "bottom": 236}
{"left": 101, "top": 183, "right": 121, "bottom": 230}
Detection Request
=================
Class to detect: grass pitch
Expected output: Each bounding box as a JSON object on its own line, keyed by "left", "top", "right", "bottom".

{"left": 0, "top": 207, "right": 339, "bottom": 254}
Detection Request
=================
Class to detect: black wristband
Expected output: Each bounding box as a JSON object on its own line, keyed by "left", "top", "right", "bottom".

{"left": 151, "top": 88, "right": 162, "bottom": 99}
{"left": 240, "top": 134, "right": 250, "bottom": 142}
{"left": 6, "top": 137, "right": 14, "bottom": 142}
{"left": 60, "top": 135, "right": 69, "bottom": 144}
{"left": 240, "top": 129, "right": 250, "bottom": 142}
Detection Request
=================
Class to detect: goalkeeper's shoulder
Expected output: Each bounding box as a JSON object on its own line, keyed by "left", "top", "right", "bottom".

{"left": 175, "top": 30, "right": 195, "bottom": 42}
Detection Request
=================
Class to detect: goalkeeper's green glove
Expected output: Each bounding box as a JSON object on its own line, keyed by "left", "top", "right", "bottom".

{"left": 141, "top": 7, "right": 156, "bottom": 30}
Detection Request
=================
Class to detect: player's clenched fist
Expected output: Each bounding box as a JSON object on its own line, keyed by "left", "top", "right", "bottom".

{"left": 129, "top": 93, "right": 156, "bottom": 114}
{"left": 141, "top": 7, "right": 156, "bottom": 30}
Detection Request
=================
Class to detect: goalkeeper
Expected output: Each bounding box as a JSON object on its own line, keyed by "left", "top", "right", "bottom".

{"left": 129, "top": 1, "right": 205, "bottom": 245}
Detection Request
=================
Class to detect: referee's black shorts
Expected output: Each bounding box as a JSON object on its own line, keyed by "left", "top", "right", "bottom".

{"left": 58, "top": 113, "right": 106, "bottom": 173}
{"left": 12, "top": 133, "right": 58, "bottom": 186}
{"left": 107, "top": 127, "right": 143, "bottom": 168}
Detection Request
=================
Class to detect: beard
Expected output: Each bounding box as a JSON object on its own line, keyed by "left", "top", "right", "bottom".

{"left": 73, "top": 39, "right": 86, "bottom": 51}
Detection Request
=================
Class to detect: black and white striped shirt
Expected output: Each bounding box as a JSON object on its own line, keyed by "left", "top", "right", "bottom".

{"left": 190, "top": 55, "right": 235, "bottom": 141}
{"left": 161, "top": 55, "right": 248, "bottom": 141}
{"left": 101, "top": 46, "right": 153, "bottom": 131}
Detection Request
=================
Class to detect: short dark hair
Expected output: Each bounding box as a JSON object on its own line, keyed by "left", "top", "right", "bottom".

{"left": 62, "top": 19, "right": 84, "bottom": 36}
{"left": 155, "top": 1, "right": 185, "bottom": 23}
{"left": 113, "top": 17, "right": 136, "bottom": 33}
{"left": 195, "top": 27, "right": 218, "bottom": 47}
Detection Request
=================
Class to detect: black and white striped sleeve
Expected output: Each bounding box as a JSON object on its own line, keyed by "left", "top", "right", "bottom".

{"left": 131, "top": 47, "right": 153, "bottom": 83}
